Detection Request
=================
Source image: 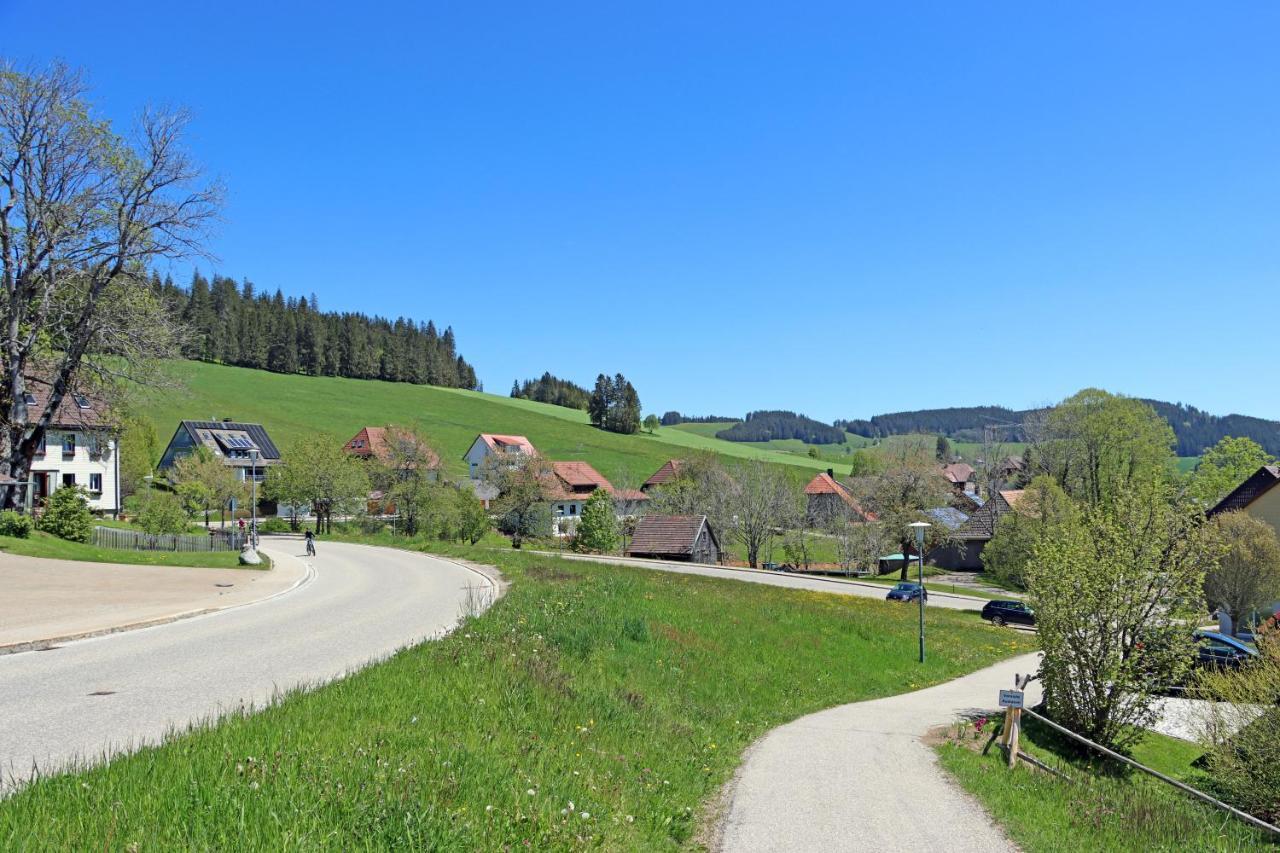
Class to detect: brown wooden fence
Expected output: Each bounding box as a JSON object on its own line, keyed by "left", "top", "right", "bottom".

{"left": 92, "top": 526, "right": 245, "bottom": 553}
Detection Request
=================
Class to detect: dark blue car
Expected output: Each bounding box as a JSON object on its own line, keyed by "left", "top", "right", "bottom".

{"left": 886, "top": 581, "right": 927, "bottom": 603}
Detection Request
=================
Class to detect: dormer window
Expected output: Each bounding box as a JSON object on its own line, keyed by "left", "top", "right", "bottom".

{"left": 74, "top": 394, "right": 91, "bottom": 409}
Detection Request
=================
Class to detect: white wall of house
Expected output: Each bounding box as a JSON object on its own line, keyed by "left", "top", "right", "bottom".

{"left": 465, "top": 438, "right": 530, "bottom": 479}
{"left": 30, "top": 428, "right": 119, "bottom": 514}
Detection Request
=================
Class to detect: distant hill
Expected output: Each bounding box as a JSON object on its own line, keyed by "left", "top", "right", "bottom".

{"left": 837, "top": 401, "right": 1280, "bottom": 458}
{"left": 718, "top": 411, "right": 847, "bottom": 445}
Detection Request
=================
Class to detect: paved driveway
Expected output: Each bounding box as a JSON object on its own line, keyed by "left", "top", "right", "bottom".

{"left": 0, "top": 538, "right": 500, "bottom": 790}
{"left": 0, "top": 551, "right": 307, "bottom": 650}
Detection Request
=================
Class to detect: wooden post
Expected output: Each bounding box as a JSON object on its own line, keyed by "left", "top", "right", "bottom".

{"left": 1006, "top": 707, "right": 1021, "bottom": 769}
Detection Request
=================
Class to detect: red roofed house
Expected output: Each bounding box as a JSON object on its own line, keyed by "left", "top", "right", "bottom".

{"left": 544, "top": 460, "right": 648, "bottom": 534}
{"left": 344, "top": 426, "right": 441, "bottom": 515}
{"left": 464, "top": 433, "right": 538, "bottom": 480}
{"left": 804, "top": 469, "right": 875, "bottom": 526}
{"left": 641, "top": 460, "right": 685, "bottom": 492}
{"left": 942, "top": 462, "right": 977, "bottom": 496}
{"left": 626, "top": 515, "right": 721, "bottom": 564}
{"left": 928, "top": 489, "right": 1025, "bottom": 570}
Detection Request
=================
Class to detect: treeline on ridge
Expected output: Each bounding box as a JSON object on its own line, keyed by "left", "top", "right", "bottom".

{"left": 836, "top": 402, "right": 1280, "bottom": 457}
{"left": 510, "top": 373, "right": 591, "bottom": 410}
{"left": 660, "top": 412, "right": 740, "bottom": 426}
{"left": 716, "top": 410, "right": 846, "bottom": 444}
{"left": 159, "top": 272, "right": 479, "bottom": 390}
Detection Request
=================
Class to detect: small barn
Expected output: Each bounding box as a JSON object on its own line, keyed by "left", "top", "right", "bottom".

{"left": 803, "top": 470, "right": 875, "bottom": 526}
{"left": 627, "top": 515, "right": 720, "bottom": 564}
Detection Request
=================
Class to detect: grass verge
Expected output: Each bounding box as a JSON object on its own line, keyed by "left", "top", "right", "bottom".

{"left": 0, "top": 539, "right": 1033, "bottom": 849}
{"left": 935, "top": 714, "right": 1272, "bottom": 851}
{"left": 0, "top": 531, "right": 249, "bottom": 569}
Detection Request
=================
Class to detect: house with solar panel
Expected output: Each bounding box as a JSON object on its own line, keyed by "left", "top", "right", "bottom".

{"left": 158, "top": 419, "right": 282, "bottom": 489}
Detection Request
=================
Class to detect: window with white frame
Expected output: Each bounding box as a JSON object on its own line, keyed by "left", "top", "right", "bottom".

{"left": 89, "top": 473, "right": 102, "bottom": 493}
{"left": 62, "top": 433, "right": 76, "bottom": 455}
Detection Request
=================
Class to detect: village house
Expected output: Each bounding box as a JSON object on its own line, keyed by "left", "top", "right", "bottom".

{"left": 1207, "top": 465, "right": 1280, "bottom": 635}
{"left": 20, "top": 379, "right": 120, "bottom": 515}
{"left": 464, "top": 433, "right": 537, "bottom": 479}
{"left": 343, "top": 426, "right": 441, "bottom": 515}
{"left": 928, "top": 489, "right": 1025, "bottom": 570}
{"left": 641, "top": 459, "right": 684, "bottom": 492}
{"left": 626, "top": 514, "right": 721, "bottom": 564}
{"left": 941, "top": 462, "right": 978, "bottom": 496}
{"left": 544, "top": 460, "right": 648, "bottom": 533}
{"left": 158, "top": 420, "right": 282, "bottom": 485}
{"left": 803, "top": 470, "right": 875, "bottom": 526}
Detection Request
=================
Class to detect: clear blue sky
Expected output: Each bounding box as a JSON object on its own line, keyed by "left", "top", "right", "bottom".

{"left": 6, "top": 2, "right": 1278, "bottom": 421}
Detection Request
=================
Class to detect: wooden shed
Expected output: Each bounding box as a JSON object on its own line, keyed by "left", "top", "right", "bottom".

{"left": 627, "top": 515, "right": 721, "bottom": 564}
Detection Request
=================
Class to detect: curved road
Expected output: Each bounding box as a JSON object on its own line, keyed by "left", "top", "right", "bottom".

{"left": 0, "top": 538, "right": 499, "bottom": 790}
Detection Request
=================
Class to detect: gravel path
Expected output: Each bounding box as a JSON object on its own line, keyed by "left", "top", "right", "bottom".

{"left": 717, "top": 652, "right": 1043, "bottom": 852}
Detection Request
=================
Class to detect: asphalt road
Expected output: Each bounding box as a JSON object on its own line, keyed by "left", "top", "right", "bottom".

{"left": 550, "top": 552, "right": 991, "bottom": 611}
{"left": 0, "top": 538, "right": 498, "bottom": 790}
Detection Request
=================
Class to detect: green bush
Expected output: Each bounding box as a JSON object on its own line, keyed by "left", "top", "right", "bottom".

{"left": 39, "top": 486, "right": 94, "bottom": 542}
{"left": 0, "top": 509, "right": 33, "bottom": 538}
{"left": 258, "top": 517, "right": 293, "bottom": 534}
{"left": 137, "top": 493, "right": 190, "bottom": 536}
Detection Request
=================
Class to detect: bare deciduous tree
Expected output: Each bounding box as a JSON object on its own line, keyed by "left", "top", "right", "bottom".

{"left": 1, "top": 62, "right": 220, "bottom": 508}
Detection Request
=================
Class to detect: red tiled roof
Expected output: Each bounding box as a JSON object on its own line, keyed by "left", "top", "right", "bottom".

{"left": 643, "top": 460, "right": 684, "bottom": 488}
{"left": 344, "top": 426, "right": 441, "bottom": 468}
{"left": 804, "top": 472, "right": 877, "bottom": 521}
{"left": 942, "top": 463, "right": 975, "bottom": 484}
{"left": 541, "top": 461, "right": 650, "bottom": 503}
{"left": 480, "top": 433, "right": 538, "bottom": 455}
{"left": 627, "top": 515, "right": 715, "bottom": 557}
{"left": 21, "top": 376, "right": 113, "bottom": 429}
{"left": 956, "top": 489, "right": 1025, "bottom": 540}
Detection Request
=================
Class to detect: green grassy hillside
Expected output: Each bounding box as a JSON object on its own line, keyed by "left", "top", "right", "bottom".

{"left": 135, "top": 362, "right": 835, "bottom": 485}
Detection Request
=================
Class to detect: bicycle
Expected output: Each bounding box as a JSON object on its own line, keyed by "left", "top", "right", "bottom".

{"left": 305, "top": 536, "right": 317, "bottom": 557}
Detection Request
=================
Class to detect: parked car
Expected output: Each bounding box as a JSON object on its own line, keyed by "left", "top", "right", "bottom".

{"left": 1192, "top": 630, "right": 1258, "bottom": 671}
{"left": 886, "top": 582, "right": 926, "bottom": 603}
{"left": 981, "top": 600, "right": 1036, "bottom": 628}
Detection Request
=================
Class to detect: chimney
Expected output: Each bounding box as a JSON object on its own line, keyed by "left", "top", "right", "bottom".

{"left": 827, "top": 468, "right": 834, "bottom": 478}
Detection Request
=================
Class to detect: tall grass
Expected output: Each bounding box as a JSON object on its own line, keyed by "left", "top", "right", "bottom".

{"left": 1, "top": 544, "right": 1032, "bottom": 849}
{"left": 935, "top": 716, "right": 1273, "bottom": 851}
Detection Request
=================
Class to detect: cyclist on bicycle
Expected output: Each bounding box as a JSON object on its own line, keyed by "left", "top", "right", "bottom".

{"left": 304, "top": 529, "right": 316, "bottom": 557}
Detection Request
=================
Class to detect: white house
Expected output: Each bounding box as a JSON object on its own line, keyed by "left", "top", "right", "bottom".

{"left": 23, "top": 381, "right": 120, "bottom": 515}
{"left": 464, "top": 433, "right": 538, "bottom": 479}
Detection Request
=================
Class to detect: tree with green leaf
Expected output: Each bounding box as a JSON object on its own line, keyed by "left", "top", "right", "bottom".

{"left": 454, "top": 487, "right": 491, "bottom": 545}
{"left": 1028, "top": 486, "right": 1217, "bottom": 750}
{"left": 854, "top": 437, "right": 956, "bottom": 579}
{"left": 268, "top": 434, "right": 369, "bottom": 534}
{"left": 643, "top": 414, "right": 660, "bottom": 435}
{"left": 171, "top": 446, "right": 246, "bottom": 528}
{"left": 982, "top": 475, "right": 1079, "bottom": 590}
{"left": 1026, "top": 389, "right": 1175, "bottom": 508}
{"left": 39, "top": 485, "right": 94, "bottom": 542}
{"left": 574, "top": 489, "right": 619, "bottom": 554}
{"left": 137, "top": 492, "right": 190, "bottom": 536}
{"left": 1189, "top": 436, "right": 1276, "bottom": 507}
{"left": 1206, "top": 511, "right": 1280, "bottom": 638}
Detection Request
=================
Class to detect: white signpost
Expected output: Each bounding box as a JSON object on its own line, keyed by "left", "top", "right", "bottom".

{"left": 998, "top": 689, "right": 1024, "bottom": 709}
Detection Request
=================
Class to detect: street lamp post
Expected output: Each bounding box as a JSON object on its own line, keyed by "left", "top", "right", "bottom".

{"left": 249, "top": 448, "right": 259, "bottom": 549}
{"left": 909, "top": 521, "right": 931, "bottom": 664}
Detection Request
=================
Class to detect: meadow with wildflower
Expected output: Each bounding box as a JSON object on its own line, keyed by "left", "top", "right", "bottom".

{"left": 1, "top": 544, "right": 1034, "bottom": 849}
